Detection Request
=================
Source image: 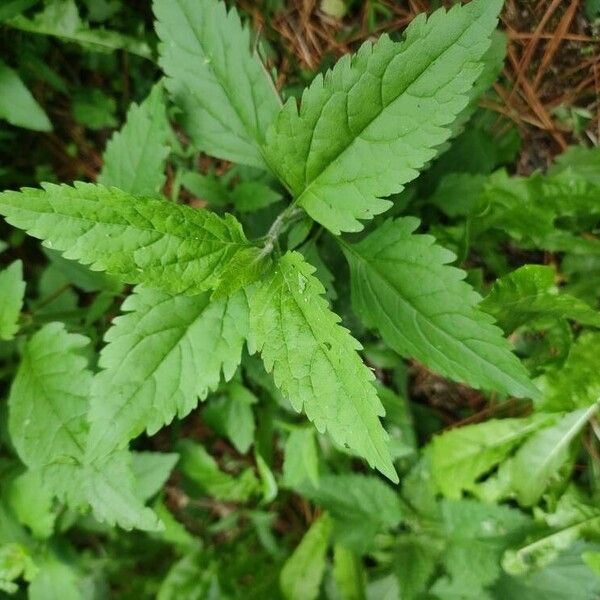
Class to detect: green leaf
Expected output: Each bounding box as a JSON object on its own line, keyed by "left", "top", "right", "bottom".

{"left": 27, "top": 555, "right": 81, "bottom": 600}
{"left": 0, "top": 498, "right": 29, "bottom": 546}
{"left": 280, "top": 513, "right": 332, "bottom": 600}
{"left": 6, "top": 471, "right": 55, "bottom": 539}
{"left": 493, "top": 542, "right": 600, "bottom": 600}
{"left": 265, "top": 0, "right": 503, "bottom": 233}
{"left": 428, "top": 172, "right": 487, "bottom": 217}
{"left": 230, "top": 181, "right": 283, "bottom": 213}
{"left": 152, "top": 497, "right": 198, "bottom": 551}
{"left": 302, "top": 239, "right": 337, "bottom": 300}
{"left": 429, "top": 415, "right": 554, "bottom": 499}
{"left": 0, "top": 59, "right": 51, "bottom": 131}
{"left": 480, "top": 265, "right": 600, "bottom": 332}
{"left": 98, "top": 83, "right": 170, "bottom": 196}
{"left": 8, "top": 0, "right": 152, "bottom": 58}
{"left": 178, "top": 440, "right": 259, "bottom": 502}
{"left": 540, "top": 332, "right": 600, "bottom": 411}
{"left": 8, "top": 323, "right": 91, "bottom": 469}
{"left": 503, "top": 513, "right": 600, "bottom": 576}
{"left": 203, "top": 383, "right": 257, "bottom": 454}
{"left": 550, "top": 145, "right": 600, "bottom": 186}
{"left": 282, "top": 428, "right": 320, "bottom": 489}
{"left": 563, "top": 253, "right": 600, "bottom": 305}
{"left": 8, "top": 323, "right": 161, "bottom": 531}
{"left": 158, "top": 551, "right": 222, "bottom": 600}
{"left": 43, "top": 247, "right": 121, "bottom": 293}
{"left": 298, "top": 474, "right": 402, "bottom": 552}
{"left": 0, "top": 261, "right": 25, "bottom": 341}
{"left": 154, "top": 0, "right": 281, "bottom": 168}
{"left": 131, "top": 452, "right": 179, "bottom": 501}
{"left": 446, "top": 30, "right": 507, "bottom": 140}
{"left": 342, "top": 218, "right": 538, "bottom": 398}
{"left": 473, "top": 169, "right": 600, "bottom": 254}
{"left": 497, "top": 404, "right": 600, "bottom": 506}
{"left": 82, "top": 452, "right": 163, "bottom": 531}
{"left": 0, "top": 544, "right": 37, "bottom": 595}
{"left": 586, "top": 0, "right": 600, "bottom": 19}
{"left": 582, "top": 551, "right": 600, "bottom": 577}
{"left": 72, "top": 88, "right": 117, "bottom": 130}
{"left": 395, "top": 535, "right": 441, "bottom": 600}
{"left": 249, "top": 251, "right": 396, "bottom": 482}
{"left": 181, "top": 171, "right": 231, "bottom": 207}
{"left": 433, "top": 499, "right": 532, "bottom": 596}
{"left": 182, "top": 174, "right": 283, "bottom": 213}
{"left": 378, "top": 385, "right": 417, "bottom": 461}
{"left": 0, "top": 182, "right": 262, "bottom": 295}
{"left": 333, "top": 544, "right": 366, "bottom": 600}
{"left": 367, "top": 575, "right": 401, "bottom": 600}
{"left": 87, "top": 286, "right": 248, "bottom": 461}
{"left": 255, "top": 451, "right": 278, "bottom": 503}
{"left": 84, "top": 0, "right": 120, "bottom": 22}
{"left": 542, "top": 485, "right": 600, "bottom": 530}
{"left": 210, "top": 244, "right": 273, "bottom": 299}
{"left": 0, "top": 0, "right": 39, "bottom": 21}
{"left": 321, "top": 0, "right": 347, "bottom": 20}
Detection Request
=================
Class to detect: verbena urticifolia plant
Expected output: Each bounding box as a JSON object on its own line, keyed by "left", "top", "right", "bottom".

{"left": 0, "top": 0, "right": 537, "bottom": 516}
{"left": 2, "top": 0, "right": 600, "bottom": 596}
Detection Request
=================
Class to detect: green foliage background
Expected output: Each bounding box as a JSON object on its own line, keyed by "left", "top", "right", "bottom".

{"left": 1, "top": 1, "right": 600, "bottom": 598}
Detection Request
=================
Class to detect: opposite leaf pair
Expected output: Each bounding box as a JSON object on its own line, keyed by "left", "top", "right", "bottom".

{"left": 0, "top": 0, "right": 538, "bottom": 485}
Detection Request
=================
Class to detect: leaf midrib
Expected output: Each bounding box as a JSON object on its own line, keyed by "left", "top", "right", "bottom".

{"left": 0, "top": 195, "right": 250, "bottom": 251}
{"left": 518, "top": 403, "right": 599, "bottom": 484}
{"left": 278, "top": 261, "right": 388, "bottom": 468}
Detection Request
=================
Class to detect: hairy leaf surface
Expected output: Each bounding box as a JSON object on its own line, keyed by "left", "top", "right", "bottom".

{"left": 249, "top": 251, "right": 396, "bottom": 481}
{"left": 0, "top": 182, "right": 261, "bottom": 295}
{"left": 87, "top": 286, "right": 248, "bottom": 461}
{"left": 342, "top": 218, "right": 538, "bottom": 397}
{"left": 265, "top": 0, "right": 503, "bottom": 233}
{"left": 154, "top": 0, "right": 281, "bottom": 168}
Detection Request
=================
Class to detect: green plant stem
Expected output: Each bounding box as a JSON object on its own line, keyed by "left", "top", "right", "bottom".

{"left": 259, "top": 205, "right": 305, "bottom": 256}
